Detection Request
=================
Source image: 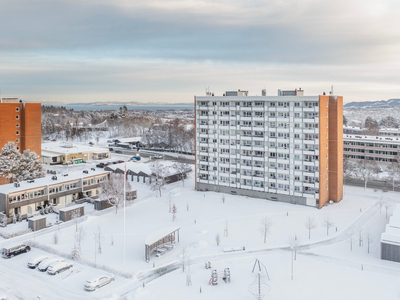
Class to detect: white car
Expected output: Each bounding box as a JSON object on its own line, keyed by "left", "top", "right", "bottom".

{"left": 154, "top": 154, "right": 163, "bottom": 159}
{"left": 27, "top": 255, "right": 49, "bottom": 269}
{"left": 38, "top": 257, "right": 64, "bottom": 272}
{"left": 84, "top": 274, "right": 115, "bottom": 291}
{"left": 47, "top": 262, "right": 73, "bottom": 275}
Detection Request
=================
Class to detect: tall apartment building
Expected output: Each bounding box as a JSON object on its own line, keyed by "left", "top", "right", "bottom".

{"left": 0, "top": 98, "right": 42, "bottom": 185}
{"left": 195, "top": 89, "right": 343, "bottom": 208}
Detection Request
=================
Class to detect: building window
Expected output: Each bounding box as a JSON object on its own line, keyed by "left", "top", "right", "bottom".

{"left": 15, "top": 107, "right": 20, "bottom": 112}
{"left": 16, "top": 115, "right": 19, "bottom": 120}
{"left": 16, "top": 131, "right": 20, "bottom": 135}
{"left": 326, "top": 123, "right": 328, "bottom": 128}
{"left": 16, "top": 138, "right": 20, "bottom": 143}
{"left": 16, "top": 147, "right": 19, "bottom": 150}
{"left": 16, "top": 123, "right": 20, "bottom": 128}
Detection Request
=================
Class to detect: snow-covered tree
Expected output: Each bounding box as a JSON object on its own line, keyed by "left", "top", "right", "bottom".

{"left": 71, "top": 226, "right": 86, "bottom": 260}
{"left": 171, "top": 203, "right": 177, "bottom": 222}
{"left": 385, "top": 157, "right": 400, "bottom": 192}
{"left": 17, "top": 149, "right": 45, "bottom": 182}
{"left": 101, "top": 173, "right": 131, "bottom": 214}
{"left": 148, "top": 161, "right": 170, "bottom": 197}
{"left": 259, "top": 217, "right": 273, "bottom": 243}
{"left": 0, "top": 142, "right": 44, "bottom": 183}
{"left": 354, "top": 158, "right": 379, "bottom": 189}
{"left": 365, "top": 228, "right": 374, "bottom": 254}
{"left": 0, "top": 142, "right": 22, "bottom": 183}
{"left": 172, "top": 156, "right": 191, "bottom": 187}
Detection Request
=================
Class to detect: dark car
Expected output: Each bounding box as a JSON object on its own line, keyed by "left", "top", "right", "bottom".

{"left": 109, "top": 148, "right": 114, "bottom": 151}
{"left": 96, "top": 163, "right": 106, "bottom": 168}
{"left": 115, "top": 150, "right": 123, "bottom": 154}
{"left": 117, "top": 160, "right": 124, "bottom": 163}
{"left": 2, "top": 244, "right": 31, "bottom": 259}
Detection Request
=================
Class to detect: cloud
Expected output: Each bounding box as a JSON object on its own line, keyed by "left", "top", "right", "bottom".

{"left": 0, "top": 0, "right": 399, "bottom": 103}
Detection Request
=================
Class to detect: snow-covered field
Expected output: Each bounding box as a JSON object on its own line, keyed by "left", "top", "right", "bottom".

{"left": 1, "top": 164, "right": 400, "bottom": 299}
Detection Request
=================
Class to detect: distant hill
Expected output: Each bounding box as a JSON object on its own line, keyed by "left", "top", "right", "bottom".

{"left": 345, "top": 99, "right": 400, "bottom": 108}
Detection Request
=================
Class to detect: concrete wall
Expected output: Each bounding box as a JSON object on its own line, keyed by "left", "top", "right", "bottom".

{"left": 197, "top": 182, "right": 308, "bottom": 206}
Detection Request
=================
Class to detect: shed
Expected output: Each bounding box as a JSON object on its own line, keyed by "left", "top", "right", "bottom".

{"left": 59, "top": 204, "right": 85, "bottom": 222}
{"left": 94, "top": 198, "right": 113, "bottom": 211}
{"left": 28, "top": 215, "right": 47, "bottom": 232}
{"left": 381, "top": 204, "right": 400, "bottom": 262}
{"left": 145, "top": 226, "right": 180, "bottom": 262}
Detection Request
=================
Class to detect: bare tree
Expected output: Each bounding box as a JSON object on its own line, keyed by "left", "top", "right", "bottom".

{"left": 53, "top": 232, "right": 59, "bottom": 244}
{"left": 386, "top": 156, "right": 400, "bottom": 192}
{"left": 71, "top": 226, "right": 86, "bottom": 260}
{"left": 365, "top": 228, "right": 374, "bottom": 254}
{"left": 259, "top": 217, "right": 273, "bottom": 243}
{"left": 354, "top": 158, "right": 379, "bottom": 189}
{"left": 322, "top": 216, "right": 335, "bottom": 236}
{"left": 288, "top": 234, "right": 300, "bottom": 260}
{"left": 172, "top": 156, "right": 191, "bottom": 187}
{"left": 101, "top": 173, "right": 132, "bottom": 214}
{"left": 180, "top": 247, "right": 188, "bottom": 273}
{"left": 166, "top": 193, "right": 173, "bottom": 213}
{"left": 148, "top": 161, "right": 170, "bottom": 197}
{"left": 172, "top": 203, "right": 177, "bottom": 222}
{"left": 304, "top": 216, "right": 317, "bottom": 239}
{"left": 347, "top": 226, "right": 356, "bottom": 251}
{"left": 384, "top": 201, "right": 392, "bottom": 220}
{"left": 96, "top": 226, "right": 103, "bottom": 254}
{"left": 377, "top": 197, "right": 385, "bottom": 214}
{"left": 215, "top": 233, "right": 221, "bottom": 246}
{"left": 221, "top": 195, "right": 225, "bottom": 203}
{"left": 224, "top": 219, "right": 229, "bottom": 237}
{"left": 357, "top": 226, "right": 363, "bottom": 247}
{"left": 71, "top": 209, "right": 81, "bottom": 232}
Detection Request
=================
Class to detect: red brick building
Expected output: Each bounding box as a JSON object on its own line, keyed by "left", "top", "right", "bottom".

{"left": 0, "top": 98, "right": 41, "bottom": 185}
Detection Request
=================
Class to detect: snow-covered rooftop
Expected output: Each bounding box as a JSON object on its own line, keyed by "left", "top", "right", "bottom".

{"left": 0, "top": 169, "right": 110, "bottom": 195}
{"left": 114, "top": 137, "right": 141, "bottom": 143}
{"left": 145, "top": 226, "right": 180, "bottom": 246}
{"left": 41, "top": 142, "right": 108, "bottom": 155}
{"left": 381, "top": 204, "right": 400, "bottom": 246}
{"left": 105, "top": 161, "right": 184, "bottom": 176}
{"left": 344, "top": 134, "right": 400, "bottom": 144}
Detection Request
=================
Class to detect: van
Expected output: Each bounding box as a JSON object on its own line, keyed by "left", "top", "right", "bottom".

{"left": 2, "top": 245, "right": 30, "bottom": 259}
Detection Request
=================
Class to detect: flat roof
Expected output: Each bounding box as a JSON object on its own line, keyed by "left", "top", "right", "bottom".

{"left": 145, "top": 226, "right": 180, "bottom": 246}
{"left": 41, "top": 142, "right": 108, "bottom": 155}
{"left": 59, "top": 204, "right": 84, "bottom": 212}
{"left": 29, "top": 215, "right": 47, "bottom": 221}
{"left": 381, "top": 204, "right": 400, "bottom": 245}
{"left": 0, "top": 169, "right": 110, "bottom": 195}
{"left": 344, "top": 134, "right": 400, "bottom": 144}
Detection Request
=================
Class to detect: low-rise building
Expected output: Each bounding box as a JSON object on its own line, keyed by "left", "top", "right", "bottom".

{"left": 343, "top": 134, "right": 400, "bottom": 167}
{"left": 0, "top": 169, "right": 110, "bottom": 218}
{"left": 381, "top": 204, "right": 400, "bottom": 263}
{"left": 41, "top": 142, "right": 109, "bottom": 165}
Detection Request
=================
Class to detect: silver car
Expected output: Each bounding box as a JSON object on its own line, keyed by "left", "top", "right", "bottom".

{"left": 84, "top": 274, "right": 115, "bottom": 291}
{"left": 47, "top": 262, "right": 73, "bottom": 275}
{"left": 38, "top": 257, "right": 64, "bottom": 272}
{"left": 27, "top": 255, "right": 49, "bottom": 269}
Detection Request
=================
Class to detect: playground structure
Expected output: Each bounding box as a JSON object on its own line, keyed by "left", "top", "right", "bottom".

{"left": 209, "top": 268, "right": 231, "bottom": 285}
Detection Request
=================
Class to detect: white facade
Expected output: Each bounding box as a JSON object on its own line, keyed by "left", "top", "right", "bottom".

{"left": 195, "top": 95, "right": 322, "bottom": 207}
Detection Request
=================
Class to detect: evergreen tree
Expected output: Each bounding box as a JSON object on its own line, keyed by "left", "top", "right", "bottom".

{"left": 0, "top": 142, "right": 22, "bottom": 183}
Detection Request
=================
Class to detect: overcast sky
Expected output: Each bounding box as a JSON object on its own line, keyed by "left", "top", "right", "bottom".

{"left": 0, "top": 0, "right": 399, "bottom": 104}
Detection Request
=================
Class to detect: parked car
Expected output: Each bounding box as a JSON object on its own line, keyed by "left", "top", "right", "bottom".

{"left": 84, "top": 274, "right": 115, "bottom": 291}
{"left": 38, "top": 257, "right": 64, "bottom": 272}
{"left": 153, "top": 154, "right": 163, "bottom": 159}
{"left": 115, "top": 150, "right": 123, "bottom": 154}
{"left": 96, "top": 163, "right": 106, "bottom": 168}
{"left": 130, "top": 155, "right": 141, "bottom": 161}
{"left": 107, "top": 140, "right": 113, "bottom": 143}
{"left": 28, "top": 255, "right": 49, "bottom": 269}
{"left": 117, "top": 160, "right": 124, "bottom": 163}
{"left": 89, "top": 142, "right": 94, "bottom": 146}
{"left": 51, "top": 139, "right": 57, "bottom": 142}
{"left": 108, "top": 148, "right": 114, "bottom": 151}
{"left": 2, "top": 245, "right": 31, "bottom": 259}
{"left": 47, "top": 262, "right": 73, "bottom": 275}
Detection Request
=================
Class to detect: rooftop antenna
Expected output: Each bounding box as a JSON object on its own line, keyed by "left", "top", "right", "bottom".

{"left": 330, "top": 85, "right": 334, "bottom": 95}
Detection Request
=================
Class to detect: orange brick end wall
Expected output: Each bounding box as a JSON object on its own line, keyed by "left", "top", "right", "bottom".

{"left": 319, "top": 96, "right": 329, "bottom": 208}
{"left": 328, "top": 96, "right": 343, "bottom": 202}
{"left": 21, "top": 103, "right": 42, "bottom": 158}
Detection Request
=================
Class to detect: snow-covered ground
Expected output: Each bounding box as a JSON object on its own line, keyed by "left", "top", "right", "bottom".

{"left": 1, "top": 166, "right": 399, "bottom": 299}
